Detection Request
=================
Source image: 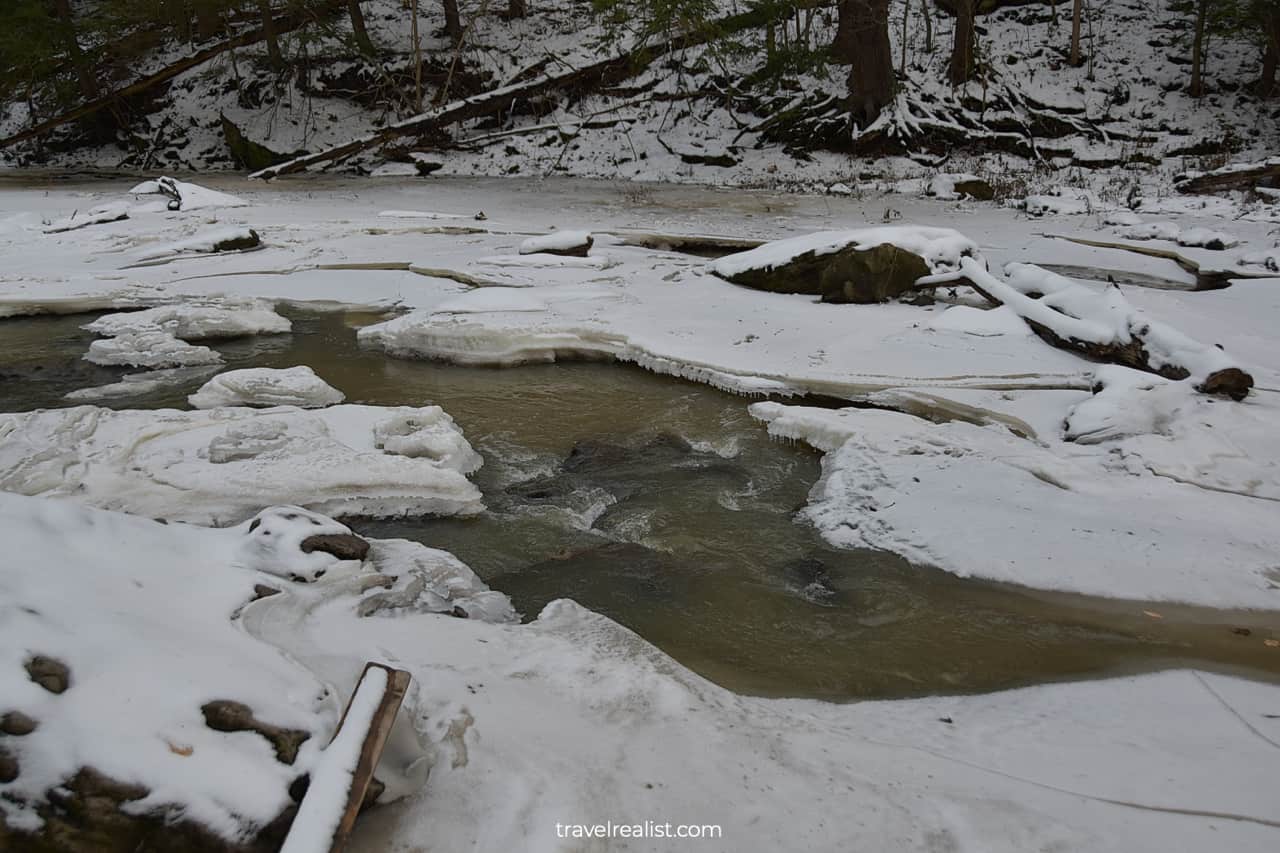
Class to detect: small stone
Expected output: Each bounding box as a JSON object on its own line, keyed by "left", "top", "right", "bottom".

{"left": 1, "top": 711, "right": 37, "bottom": 736}
{"left": 25, "top": 655, "right": 71, "bottom": 694}
{"left": 202, "top": 700, "right": 310, "bottom": 764}
{"left": 300, "top": 533, "right": 370, "bottom": 562}
{"left": 0, "top": 748, "right": 17, "bottom": 782}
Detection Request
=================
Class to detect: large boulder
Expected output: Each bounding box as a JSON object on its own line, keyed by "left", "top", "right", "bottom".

{"left": 710, "top": 227, "right": 978, "bottom": 304}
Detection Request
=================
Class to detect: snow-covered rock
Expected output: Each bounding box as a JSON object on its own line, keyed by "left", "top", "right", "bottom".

{"left": 0, "top": 404, "right": 484, "bottom": 525}
{"left": 189, "top": 367, "right": 345, "bottom": 409}
{"left": 128, "top": 177, "right": 248, "bottom": 210}
{"left": 518, "top": 230, "right": 593, "bottom": 257}
{"left": 1176, "top": 227, "right": 1240, "bottom": 250}
{"left": 712, "top": 226, "right": 977, "bottom": 280}
{"left": 133, "top": 226, "right": 261, "bottom": 263}
{"left": 84, "top": 300, "right": 292, "bottom": 340}
{"left": 1023, "top": 195, "right": 1090, "bottom": 216}
{"left": 0, "top": 492, "right": 515, "bottom": 848}
{"left": 1122, "top": 221, "right": 1182, "bottom": 241}
{"left": 84, "top": 330, "right": 224, "bottom": 369}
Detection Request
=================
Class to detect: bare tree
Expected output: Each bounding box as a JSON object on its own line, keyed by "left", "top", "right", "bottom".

{"left": 348, "top": 0, "right": 376, "bottom": 54}
{"left": 949, "top": 0, "right": 976, "bottom": 85}
{"left": 50, "top": 0, "right": 99, "bottom": 99}
{"left": 258, "top": 0, "right": 284, "bottom": 68}
{"left": 835, "top": 0, "right": 894, "bottom": 126}
{"left": 1070, "top": 0, "right": 1082, "bottom": 65}
{"left": 1261, "top": 5, "right": 1280, "bottom": 97}
{"left": 442, "top": 0, "right": 463, "bottom": 43}
{"left": 1189, "top": 0, "right": 1208, "bottom": 96}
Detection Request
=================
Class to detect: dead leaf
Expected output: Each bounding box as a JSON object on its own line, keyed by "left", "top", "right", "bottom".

{"left": 1142, "top": 610, "right": 1163, "bottom": 619}
{"left": 166, "top": 740, "right": 193, "bottom": 757}
{"left": 1265, "top": 639, "right": 1279, "bottom": 648}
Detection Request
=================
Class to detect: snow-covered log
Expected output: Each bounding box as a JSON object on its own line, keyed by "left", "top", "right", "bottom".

{"left": 519, "top": 231, "right": 593, "bottom": 257}
{"left": 280, "top": 663, "right": 411, "bottom": 853}
{"left": 957, "top": 259, "right": 1254, "bottom": 399}
{"left": 1174, "top": 157, "right": 1280, "bottom": 195}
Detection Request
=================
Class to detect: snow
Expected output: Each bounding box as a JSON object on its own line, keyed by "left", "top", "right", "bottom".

{"left": 927, "top": 304, "right": 1032, "bottom": 337}
{"left": 1122, "top": 221, "right": 1183, "bottom": 241}
{"left": 132, "top": 225, "right": 260, "bottom": 263}
{"left": 129, "top": 177, "right": 248, "bottom": 210}
{"left": 1023, "top": 195, "right": 1091, "bottom": 216}
{"left": 0, "top": 404, "right": 484, "bottom": 525}
{"left": 1177, "top": 227, "right": 1240, "bottom": 250}
{"left": 280, "top": 666, "right": 388, "bottom": 853}
{"left": 5, "top": 491, "right": 1279, "bottom": 852}
{"left": 84, "top": 329, "right": 224, "bottom": 369}
{"left": 519, "top": 230, "right": 593, "bottom": 255}
{"left": 84, "top": 300, "right": 292, "bottom": 340}
{"left": 749, "top": 399, "right": 1280, "bottom": 608}
{"left": 189, "top": 367, "right": 345, "bottom": 410}
{"left": 710, "top": 226, "right": 978, "bottom": 279}
{"left": 42, "top": 203, "right": 130, "bottom": 234}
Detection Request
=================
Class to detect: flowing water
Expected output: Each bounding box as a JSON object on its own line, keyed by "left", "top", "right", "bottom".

{"left": 2, "top": 307, "right": 1278, "bottom": 700}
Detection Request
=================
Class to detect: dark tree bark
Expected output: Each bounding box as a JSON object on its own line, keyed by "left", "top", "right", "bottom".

{"left": 1189, "top": 0, "right": 1208, "bottom": 97}
{"left": 1258, "top": 8, "right": 1280, "bottom": 97}
{"left": 50, "top": 0, "right": 99, "bottom": 99}
{"left": 508, "top": 0, "right": 527, "bottom": 19}
{"left": 836, "top": 0, "right": 894, "bottom": 126}
{"left": 348, "top": 0, "right": 376, "bottom": 54}
{"left": 442, "top": 0, "right": 463, "bottom": 43}
{"left": 195, "top": 3, "right": 224, "bottom": 42}
{"left": 1069, "top": 0, "right": 1082, "bottom": 65}
{"left": 258, "top": 0, "right": 284, "bottom": 67}
{"left": 949, "top": 0, "right": 976, "bottom": 85}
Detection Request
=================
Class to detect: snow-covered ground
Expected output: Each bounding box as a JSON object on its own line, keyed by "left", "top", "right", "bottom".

{"left": 1, "top": 174, "right": 1279, "bottom": 849}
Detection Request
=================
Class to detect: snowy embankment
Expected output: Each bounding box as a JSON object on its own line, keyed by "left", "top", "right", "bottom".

{"left": 0, "top": 492, "right": 515, "bottom": 846}
{"left": 2, "top": 490, "right": 1278, "bottom": 853}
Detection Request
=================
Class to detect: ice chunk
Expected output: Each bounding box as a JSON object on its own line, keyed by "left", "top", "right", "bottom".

{"left": 64, "top": 366, "right": 220, "bottom": 401}
{"left": 84, "top": 330, "right": 223, "bottom": 369}
{"left": 85, "top": 300, "right": 291, "bottom": 340}
{"left": 189, "top": 367, "right": 344, "bottom": 409}
{"left": 0, "top": 404, "right": 484, "bottom": 524}
{"left": 133, "top": 226, "right": 261, "bottom": 262}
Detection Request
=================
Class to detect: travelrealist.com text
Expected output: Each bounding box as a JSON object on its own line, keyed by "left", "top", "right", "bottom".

{"left": 556, "top": 821, "right": 723, "bottom": 840}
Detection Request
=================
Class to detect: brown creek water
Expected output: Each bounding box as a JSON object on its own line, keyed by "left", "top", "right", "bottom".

{"left": 2, "top": 306, "right": 1277, "bottom": 701}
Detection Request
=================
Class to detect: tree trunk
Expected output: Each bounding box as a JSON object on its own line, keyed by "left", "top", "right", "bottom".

{"left": 948, "top": 0, "right": 976, "bottom": 86}
{"left": 195, "top": 4, "right": 223, "bottom": 42}
{"left": 411, "top": 0, "right": 423, "bottom": 112}
{"left": 508, "top": 0, "right": 527, "bottom": 19}
{"left": 1258, "top": 10, "right": 1280, "bottom": 98}
{"left": 442, "top": 0, "right": 463, "bottom": 43}
{"left": 258, "top": 0, "right": 283, "bottom": 67}
{"left": 1069, "top": 0, "right": 1082, "bottom": 65}
{"left": 1189, "top": 0, "right": 1208, "bottom": 97}
{"left": 840, "top": 0, "right": 894, "bottom": 127}
{"left": 348, "top": 0, "right": 376, "bottom": 54}
{"left": 50, "top": 0, "right": 99, "bottom": 99}
{"left": 832, "top": 0, "right": 856, "bottom": 63}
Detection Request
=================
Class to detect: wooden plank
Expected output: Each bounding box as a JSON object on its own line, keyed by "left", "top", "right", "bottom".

{"left": 282, "top": 661, "right": 412, "bottom": 853}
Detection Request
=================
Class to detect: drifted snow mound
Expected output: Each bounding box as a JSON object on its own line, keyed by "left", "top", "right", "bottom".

{"left": 0, "top": 404, "right": 484, "bottom": 525}
{"left": 189, "top": 366, "right": 345, "bottom": 410}
{"left": 711, "top": 226, "right": 977, "bottom": 279}
{"left": 84, "top": 329, "right": 223, "bottom": 369}
{"left": 0, "top": 493, "right": 516, "bottom": 847}
{"left": 749, "top": 400, "right": 1280, "bottom": 609}
{"left": 85, "top": 299, "right": 292, "bottom": 340}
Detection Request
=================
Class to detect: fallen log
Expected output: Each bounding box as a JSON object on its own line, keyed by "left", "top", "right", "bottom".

{"left": 250, "top": 5, "right": 791, "bottom": 179}
{"left": 280, "top": 662, "right": 411, "bottom": 853}
{"left": 1041, "top": 233, "right": 1274, "bottom": 291}
{"left": 1174, "top": 158, "right": 1280, "bottom": 195}
{"left": 955, "top": 258, "right": 1253, "bottom": 399}
{"left": 0, "top": 1, "right": 347, "bottom": 150}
